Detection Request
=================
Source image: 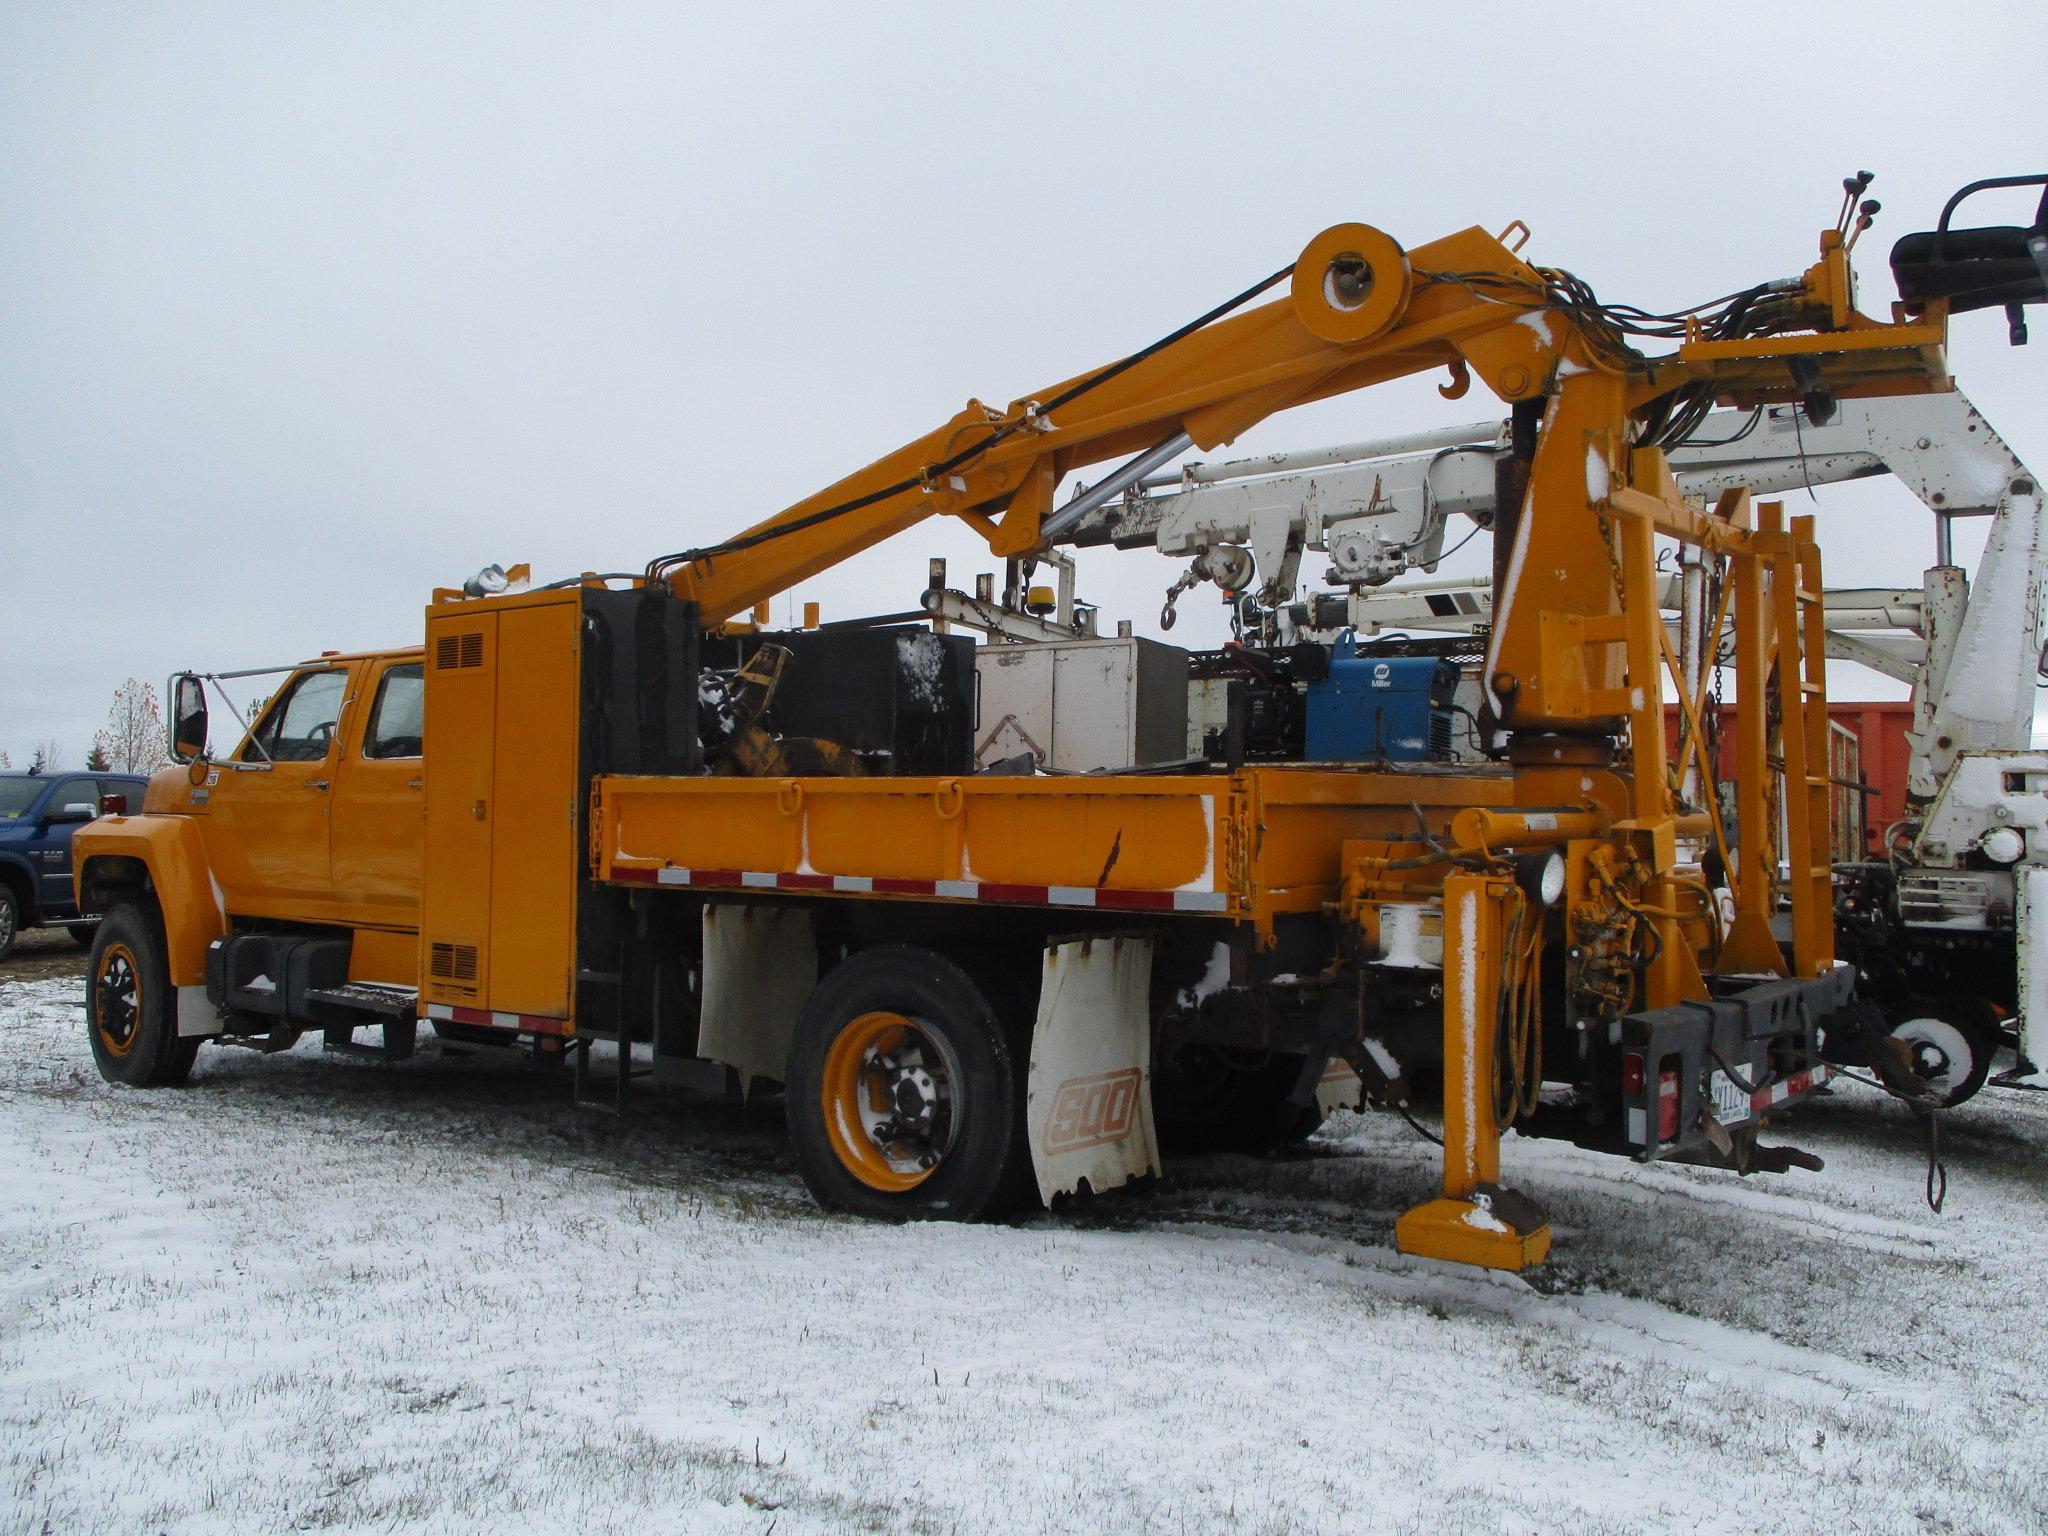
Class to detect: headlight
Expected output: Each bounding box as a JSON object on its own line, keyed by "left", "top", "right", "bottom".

{"left": 1980, "top": 826, "right": 2025, "bottom": 866}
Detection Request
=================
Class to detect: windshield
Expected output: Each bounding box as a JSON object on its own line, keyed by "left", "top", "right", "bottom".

{"left": 0, "top": 779, "right": 46, "bottom": 818}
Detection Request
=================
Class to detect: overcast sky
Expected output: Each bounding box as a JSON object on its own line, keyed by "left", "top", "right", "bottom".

{"left": 5, "top": 2, "right": 2046, "bottom": 766}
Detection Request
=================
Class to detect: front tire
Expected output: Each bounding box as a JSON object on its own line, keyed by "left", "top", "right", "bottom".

{"left": 87, "top": 903, "right": 199, "bottom": 1087}
{"left": 1883, "top": 998, "right": 1994, "bottom": 1108}
{"left": 784, "top": 945, "right": 1035, "bottom": 1222}
{"left": 66, "top": 921, "right": 98, "bottom": 948}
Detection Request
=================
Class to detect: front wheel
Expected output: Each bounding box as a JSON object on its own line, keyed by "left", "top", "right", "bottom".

{"left": 87, "top": 903, "right": 199, "bottom": 1087}
{"left": 66, "top": 921, "right": 98, "bottom": 948}
{"left": 1883, "top": 999, "right": 1994, "bottom": 1108}
{"left": 784, "top": 945, "right": 1035, "bottom": 1222}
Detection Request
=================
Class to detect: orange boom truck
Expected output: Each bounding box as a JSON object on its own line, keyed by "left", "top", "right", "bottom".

{"left": 77, "top": 180, "right": 2041, "bottom": 1271}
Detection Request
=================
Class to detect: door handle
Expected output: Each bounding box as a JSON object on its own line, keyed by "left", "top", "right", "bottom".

{"left": 308, "top": 780, "right": 330, "bottom": 791}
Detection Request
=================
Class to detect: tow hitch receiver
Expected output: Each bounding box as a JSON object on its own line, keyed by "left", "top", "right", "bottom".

{"left": 1619, "top": 968, "right": 1852, "bottom": 1164}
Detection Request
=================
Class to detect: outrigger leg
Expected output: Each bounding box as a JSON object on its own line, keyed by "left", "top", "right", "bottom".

{"left": 1394, "top": 871, "right": 1552, "bottom": 1271}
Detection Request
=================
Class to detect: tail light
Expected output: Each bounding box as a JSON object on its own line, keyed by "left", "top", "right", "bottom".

{"left": 1620, "top": 1051, "right": 1645, "bottom": 1098}
{"left": 1657, "top": 1071, "right": 1680, "bottom": 1141}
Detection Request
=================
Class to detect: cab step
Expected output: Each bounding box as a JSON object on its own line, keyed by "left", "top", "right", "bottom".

{"left": 304, "top": 982, "right": 418, "bottom": 1017}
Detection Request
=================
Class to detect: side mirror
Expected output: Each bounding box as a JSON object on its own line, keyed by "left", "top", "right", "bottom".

{"left": 171, "top": 673, "right": 209, "bottom": 763}
{"left": 53, "top": 802, "right": 97, "bottom": 823}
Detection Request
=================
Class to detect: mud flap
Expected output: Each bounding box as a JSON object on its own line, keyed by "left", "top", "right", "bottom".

{"left": 176, "top": 985, "right": 222, "bottom": 1038}
{"left": 1315, "top": 1059, "right": 1364, "bottom": 1116}
{"left": 697, "top": 905, "right": 817, "bottom": 1095}
{"left": 1027, "top": 935, "right": 1161, "bottom": 1202}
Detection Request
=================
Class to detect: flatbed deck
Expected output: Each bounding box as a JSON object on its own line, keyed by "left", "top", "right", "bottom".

{"left": 593, "top": 764, "right": 1514, "bottom": 935}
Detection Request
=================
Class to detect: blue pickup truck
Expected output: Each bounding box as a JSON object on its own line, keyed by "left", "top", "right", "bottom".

{"left": 0, "top": 770, "right": 151, "bottom": 960}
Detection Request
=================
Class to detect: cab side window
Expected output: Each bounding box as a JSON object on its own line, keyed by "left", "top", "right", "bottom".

{"left": 364, "top": 664, "right": 424, "bottom": 759}
{"left": 243, "top": 670, "right": 347, "bottom": 764}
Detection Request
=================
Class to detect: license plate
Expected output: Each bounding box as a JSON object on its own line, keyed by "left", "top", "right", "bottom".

{"left": 1708, "top": 1070, "right": 1753, "bottom": 1125}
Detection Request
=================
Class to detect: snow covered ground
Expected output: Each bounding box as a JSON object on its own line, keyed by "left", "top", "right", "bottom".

{"left": 5, "top": 970, "right": 2045, "bottom": 1536}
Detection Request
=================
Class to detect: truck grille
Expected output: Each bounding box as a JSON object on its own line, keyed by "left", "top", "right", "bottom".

{"left": 1896, "top": 873, "right": 2002, "bottom": 926}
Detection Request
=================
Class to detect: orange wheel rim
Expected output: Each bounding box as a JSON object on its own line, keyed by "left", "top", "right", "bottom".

{"left": 93, "top": 942, "right": 142, "bottom": 1058}
{"left": 820, "top": 1010, "right": 961, "bottom": 1193}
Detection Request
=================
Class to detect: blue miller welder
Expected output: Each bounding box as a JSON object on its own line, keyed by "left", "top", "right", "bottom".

{"left": 1302, "top": 633, "right": 1457, "bottom": 763}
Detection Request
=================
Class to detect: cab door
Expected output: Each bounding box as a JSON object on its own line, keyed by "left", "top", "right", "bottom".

{"left": 330, "top": 659, "right": 426, "bottom": 930}
{"left": 205, "top": 666, "right": 350, "bottom": 919}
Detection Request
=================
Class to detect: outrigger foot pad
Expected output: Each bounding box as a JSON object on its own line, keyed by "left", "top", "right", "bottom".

{"left": 1395, "top": 1183, "right": 1551, "bottom": 1272}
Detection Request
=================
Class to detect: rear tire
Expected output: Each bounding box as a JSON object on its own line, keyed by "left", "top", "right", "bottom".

{"left": 66, "top": 921, "right": 97, "bottom": 948}
{"left": 1883, "top": 998, "right": 1994, "bottom": 1108}
{"left": 784, "top": 944, "right": 1035, "bottom": 1222}
{"left": 87, "top": 903, "right": 199, "bottom": 1087}
{"left": 0, "top": 886, "right": 19, "bottom": 961}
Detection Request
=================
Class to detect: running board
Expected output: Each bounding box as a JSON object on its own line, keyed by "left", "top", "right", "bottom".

{"left": 304, "top": 982, "right": 418, "bottom": 1018}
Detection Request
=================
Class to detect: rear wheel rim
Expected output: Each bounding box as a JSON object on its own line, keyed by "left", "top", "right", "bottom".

{"left": 820, "top": 1010, "right": 963, "bottom": 1192}
{"left": 94, "top": 943, "right": 142, "bottom": 1058}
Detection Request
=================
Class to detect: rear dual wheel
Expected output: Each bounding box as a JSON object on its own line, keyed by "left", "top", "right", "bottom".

{"left": 784, "top": 945, "right": 1036, "bottom": 1221}
{"left": 87, "top": 903, "right": 199, "bottom": 1087}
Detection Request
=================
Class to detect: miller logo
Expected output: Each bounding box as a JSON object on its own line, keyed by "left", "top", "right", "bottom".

{"left": 1043, "top": 1068, "right": 1142, "bottom": 1155}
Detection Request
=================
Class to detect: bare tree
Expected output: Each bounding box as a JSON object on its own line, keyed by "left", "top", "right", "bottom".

{"left": 0, "top": 748, "right": 10, "bottom": 769}
{"left": 93, "top": 680, "right": 167, "bottom": 775}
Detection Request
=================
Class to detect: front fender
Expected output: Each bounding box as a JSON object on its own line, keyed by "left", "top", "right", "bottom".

{"left": 74, "top": 815, "right": 223, "bottom": 987}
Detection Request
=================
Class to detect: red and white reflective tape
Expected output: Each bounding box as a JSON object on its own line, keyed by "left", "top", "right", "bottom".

{"left": 607, "top": 864, "right": 1230, "bottom": 913}
{"left": 423, "top": 1002, "right": 570, "bottom": 1036}
{"left": 1630, "top": 1061, "right": 1832, "bottom": 1148}
{"left": 1753, "top": 1063, "right": 1829, "bottom": 1110}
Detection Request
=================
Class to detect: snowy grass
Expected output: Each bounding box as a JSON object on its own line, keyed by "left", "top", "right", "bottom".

{"left": 4, "top": 971, "right": 2045, "bottom": 1535}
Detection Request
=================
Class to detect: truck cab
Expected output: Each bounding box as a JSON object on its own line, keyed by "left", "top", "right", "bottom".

{"left": 177, "top": 653, "right": 428, "bottom": 933}
{"left": 0, "top": 769, "right": 148, "bottom": 958}
{"left": 71, "top": 649, "right": 427, "bottom": 1083}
